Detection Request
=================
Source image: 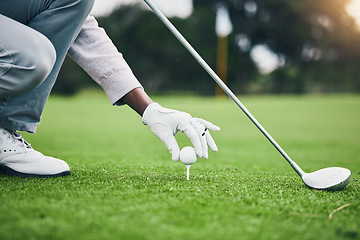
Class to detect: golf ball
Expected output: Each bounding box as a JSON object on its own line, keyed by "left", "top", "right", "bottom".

{"left": 180, "top": 146, "right": 197, "bottom": 165}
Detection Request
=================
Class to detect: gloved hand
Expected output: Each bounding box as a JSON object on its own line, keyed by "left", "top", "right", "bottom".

{"left": 142, "top": 102, "right": 220, "bottom": 161}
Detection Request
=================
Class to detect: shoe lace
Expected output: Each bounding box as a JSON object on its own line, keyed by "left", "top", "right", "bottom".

{"left": 7, "top": 130, "right": 32, "bottom": 149}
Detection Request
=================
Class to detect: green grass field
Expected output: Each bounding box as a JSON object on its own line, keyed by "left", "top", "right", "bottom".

{"left": 0, "top": 92, "right": 359, "bottom": 240}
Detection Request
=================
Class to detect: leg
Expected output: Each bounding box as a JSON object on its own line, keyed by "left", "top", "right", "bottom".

{"left": 0, "top": 14, "right": 56, "bottom": 98}
{"left": 0, "top": 0, "right": 94, "bottom": 177}
{"left": 0, "top": 0, "right": 95, "bottom": 132}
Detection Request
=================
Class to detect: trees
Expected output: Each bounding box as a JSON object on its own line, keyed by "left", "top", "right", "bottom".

{"left": 54, "top": 1, "right": 360, "bottom": 95}
{"left": 195, "top": 0, "right": 360, "bottom": 93}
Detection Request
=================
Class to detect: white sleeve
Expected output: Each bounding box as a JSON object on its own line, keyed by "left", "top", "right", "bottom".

{"left": 68, "top": 15, "right": 143, "bottom": 105}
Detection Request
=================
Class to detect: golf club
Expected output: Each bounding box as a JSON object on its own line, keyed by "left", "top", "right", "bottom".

{"left": 143, "top": 0, "right": 351, "bottom": 190}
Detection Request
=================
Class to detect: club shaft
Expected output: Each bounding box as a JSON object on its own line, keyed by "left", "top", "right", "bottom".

{"left": 144, "top": 0, "right": 305, "bottom": 177}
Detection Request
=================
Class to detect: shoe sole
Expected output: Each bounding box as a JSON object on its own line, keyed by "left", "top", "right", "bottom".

{"left": 0, "top": 165, "right": 70, "bottom": 178}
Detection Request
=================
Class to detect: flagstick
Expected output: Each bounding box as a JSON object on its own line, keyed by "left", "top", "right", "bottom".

{"left": 216, "top": 35, "right": 228, "bottom": 97}
{"left": 215, "top": 4, "right": 233, "bottom": 97}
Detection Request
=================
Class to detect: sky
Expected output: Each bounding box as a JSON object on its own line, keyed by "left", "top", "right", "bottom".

{"left": 91, "top": 0, "right": 193, "bottom": 18}
{"left": 346, "top": 0, "right": 360, "bottom": 28}
{"left": 92, "top": 0, "right": 360, "bottom": 22}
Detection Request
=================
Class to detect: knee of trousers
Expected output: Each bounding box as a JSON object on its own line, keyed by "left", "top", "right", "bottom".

{"left": 12, "top": 34, "right": 56, "bottom": 95}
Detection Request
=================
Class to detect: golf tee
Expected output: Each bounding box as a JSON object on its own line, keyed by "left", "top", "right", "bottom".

{"left": 186, "top": 165, "right": 191, "bottom": 180}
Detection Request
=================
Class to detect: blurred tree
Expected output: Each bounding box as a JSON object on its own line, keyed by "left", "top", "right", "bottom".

{"left": 96, "top": 5, "right": 218, "bottom": 95}
{"left": 54, "top": 3, "right": 257, "bottom": 95}
{"left": 53, "top": 0, "right": 360, "bottom": 95}
{"left": 95, "top": 4, "right": 258, "bottom": 95}
{"left": 54, "top": 56, "right": 97, "bottom": 95}
{"left": 194, "top": 0, "right": 360, "bottom": 93}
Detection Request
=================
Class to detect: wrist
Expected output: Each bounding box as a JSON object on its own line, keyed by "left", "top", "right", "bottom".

{"left": 122, "top": 88, "right": 153, "bottom": 116}
{"left": 142, "top": 102, "right": 160, "bottom": 125}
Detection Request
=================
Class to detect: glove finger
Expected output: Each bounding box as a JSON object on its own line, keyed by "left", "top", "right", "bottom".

{"left": 178, "top": 121, "right": 203, "bottom": 158}
{"left": 194, "top": 118, "right": 221, "bottom": 131}
{"left": 167, "top": 136, "right": 180, "bottom": 161}
{"left": 195, "top": 117, "right": 219, "bottom": 154}
{"left": 191, "top": 120, "right": 208, "bottom": 159}
{"left": 205, "top": 131, "right": 218, "bottom": 152}
{"left": 151, "top": 124, "right": 180, "bottom": 161}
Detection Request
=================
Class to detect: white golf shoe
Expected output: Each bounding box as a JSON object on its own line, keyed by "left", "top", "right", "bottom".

{"left": 0, "top": 128, "right": 70, "bottom": 177}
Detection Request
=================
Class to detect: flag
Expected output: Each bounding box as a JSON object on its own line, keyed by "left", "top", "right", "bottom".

{"left": 215, "top": 4, "right": 233, "bottom": 37}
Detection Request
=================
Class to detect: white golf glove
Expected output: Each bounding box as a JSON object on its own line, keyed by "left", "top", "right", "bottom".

{"left": 142, "top": 103, "right": 220, "bottom": 161}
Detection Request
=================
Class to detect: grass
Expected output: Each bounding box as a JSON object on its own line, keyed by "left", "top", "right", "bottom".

{"left": 0, "top": 91, "right": 359, "bottom": 240}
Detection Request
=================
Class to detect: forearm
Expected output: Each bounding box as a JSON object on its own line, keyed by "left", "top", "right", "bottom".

{"left": 69, "top": 16, "right": 142, "bottom": 105}
{"left": 121, "top": 87, "right": 153, "bottom": 116}
{"left": 69, "top": 16, "right": 152, "bottom": 115}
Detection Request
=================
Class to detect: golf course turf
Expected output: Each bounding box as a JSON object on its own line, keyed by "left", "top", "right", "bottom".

{"left": 0, "top": 92, "right": 359, "bottom": 240}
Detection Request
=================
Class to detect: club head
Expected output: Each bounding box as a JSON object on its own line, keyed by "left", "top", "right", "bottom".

{"left": 302, "top": 167, "right": 351, "bottom": 191}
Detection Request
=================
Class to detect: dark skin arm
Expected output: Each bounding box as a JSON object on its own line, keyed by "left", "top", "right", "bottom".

{"left": 121, "top": 87, "right": 154, "bottom": 116}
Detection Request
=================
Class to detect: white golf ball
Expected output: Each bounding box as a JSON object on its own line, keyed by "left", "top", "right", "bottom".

{"left": 180, "top": 146, "right": 197, "bottom": 165}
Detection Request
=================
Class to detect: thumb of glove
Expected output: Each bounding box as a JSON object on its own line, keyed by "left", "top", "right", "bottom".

{"left": 150, "top": 124, "right": 180, "bottom": 161}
